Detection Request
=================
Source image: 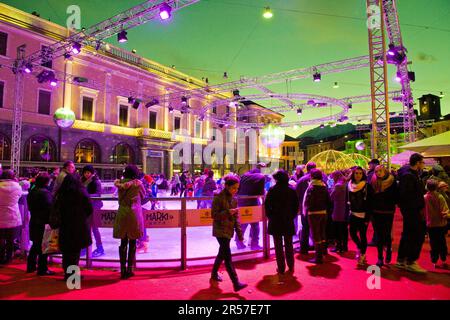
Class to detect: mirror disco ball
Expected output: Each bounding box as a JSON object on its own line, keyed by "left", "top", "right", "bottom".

{"left": 355, "top": 141, "right": 366, "bottom": 151}
{"left": 53, "top": 108, "right": 75, "bottom": 128}
{"left": 261, "top": 124, "right": 285, "bottom": 148}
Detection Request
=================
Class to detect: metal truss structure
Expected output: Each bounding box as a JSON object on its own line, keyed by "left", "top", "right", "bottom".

{"left": 9, "top": 0, "right": 199, "bottom": 172}
{"left": 382, "top": 0, "right": 416, "bottom": 143}
{"left": 8, "top": 0, "right": 415, "bottom": 171}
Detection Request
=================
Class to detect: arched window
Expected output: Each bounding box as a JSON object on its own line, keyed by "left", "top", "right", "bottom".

{"left": 112, "top": 143, "right": 134, "bottom": 164}
{"left": 24, "top": 135, "right": 56, "bottom": 162}
{"left": 0, "top": 133, "right": 11, "bottom": 160}
{"left": 75, "top": 139, "right": 100, "bottom": 163}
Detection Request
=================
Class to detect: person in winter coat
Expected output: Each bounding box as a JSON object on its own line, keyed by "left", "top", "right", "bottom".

{"left": 330, "top": 170, "right": 349, "bottom": 253}
{"left": 0, "top": 170, "right": 23, "bottom": 264}
{"left": 370, "top": 165, "right": 398, "bottom": 267}
{"left": 52, "top": 173, "right": 93, "bottom": 280}
{"left": 424, "top": 179, "right": 449, "bottom": 268}
{"left": 52, "top": 160, "right": 76, "bottom": 196}
{"left": 347, "top": 166, "right": 373, "bottom": 267}
{"left": 113, "top": 164, "right": 145, "bottom": 279}
{"left": 396, "top": 153, "right": 427, "bottom": 273}
{"left": 235, "top": 164, "right": 266, "bottom": 250}
{"left": 265, "top": 170, "right": 299, "bottom": 274}
{"left": 210, "top": 175, "right": 247, "bottom": 292}
{"left": 26, "top": 172, "right": 55, "bottom": 275}
{"left": 81, "top": 165, "right": 104, "bottom": 258}
{"left": 202, "top": 170, "right": 217, "bottom": 209}
{"left": 303, "top": 169, "right": 332, "bottom": 264}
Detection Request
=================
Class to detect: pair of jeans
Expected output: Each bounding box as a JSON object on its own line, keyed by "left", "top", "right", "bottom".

{"left": 212, "top": 237, "right": 239, "bottom": 284}
{"left": 349, "top": 215, "right": 368, "bottom": 255}
{"left": 273, "top": 235, "right": 294, "bottom": 273}
{"left": 397, "top": 208, "right": 426, "bottom": 263}
{"left": 428, "top": 226, "right": 447, "bottom": 263}
{"left": 308, "top": 214, "right": 327, "bottom": 244}
{"left": 373, "top": 213, "right": 394, "bottom": 259}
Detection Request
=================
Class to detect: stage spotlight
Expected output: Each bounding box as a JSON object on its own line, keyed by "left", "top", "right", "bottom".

{"left": 71, "top": 42, "right": 81, "bottom": 55}
{"left": 395, "top": 71, "right": 402, "bottom": 82}
{"left": 313, "top": 72, "right": 321, "bottom": 82}
{"left": 296, "top": 108, "right": 302, "bottom": 115}
{"left": 24, "top": 63, "right": 32, "bottom": 74}
{"left": 320, "top": 123, "right": 325, "bottom": 129}
{"left": 128, "top": 96, "right": 135, "bottom": 104}
{"left": 386, "top": 43, "right": 406, "bottom": 65}
{"left": 50, "top": 78, "right": 57, "bottom": 87}
{"left": 118, "top": 30, "right": 128, "bottom": 43}
{"left": 333, "top": 82, "right": 339, "bottom": 88}
{"left": 145, "top": 98, "right": 159, "bottom": 108}
{"left": 387, "top": 43, "right": 396, "bottom": 56}
{"left": 181, "top": 96, "right": 188, "bottom": 105}
{"left": 263, "top": 7, "right": 273, "bottom": 19}
{"left": 159, "top": 3, "right": 172, "bottom": 20}
{"left": 63, "top": 52, "right": 71, "bottom": 59}
{"left": 132, "top": 99, "right": 141, "bottom": 110}
{"left": 168, "top": 106, "right": 174, "bottom": 113}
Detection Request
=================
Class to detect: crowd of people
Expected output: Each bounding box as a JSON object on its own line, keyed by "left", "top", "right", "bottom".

{"left": 0, "top": 153, "right": 449, "bottom": 290}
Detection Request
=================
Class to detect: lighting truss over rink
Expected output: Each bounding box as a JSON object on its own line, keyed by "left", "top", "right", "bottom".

{"left": 199, "top": 93, "right": 351, "bottom": 129}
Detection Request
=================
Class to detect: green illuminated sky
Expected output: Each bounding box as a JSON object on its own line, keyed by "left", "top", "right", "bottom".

{"left": 3, "top": 0, "right": 450, "bottom": 137}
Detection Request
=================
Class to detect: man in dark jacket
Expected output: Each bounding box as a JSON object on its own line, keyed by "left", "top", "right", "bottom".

{"left": 396, "top": 153, "right": 427, "bottom": 273}
{"left": 234, "top": 163, "right": 266, "bottom": 250}
{"left": 295, "top": 162, "right": 317, "bottom": 254}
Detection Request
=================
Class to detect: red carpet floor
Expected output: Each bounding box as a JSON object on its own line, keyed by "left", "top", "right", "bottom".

{"left": 1, "top": 211, "right": 449, "bottom": 300}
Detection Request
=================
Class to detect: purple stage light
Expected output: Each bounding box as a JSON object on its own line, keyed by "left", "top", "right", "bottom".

{"left": 71, "top": 42, "right": 81, "bottom": 54}
{"left": 50, "top": 79, "right": 57, "bottom": 87}
{"left": 395, "top": 72, "right": 402, "bottom": 82}
{"left": 24, "top": 63, "right": 32, "bottom": 73}
{"left": 159, "top": 3, "right": 172, "bottom": 20}
{"left": 118, "top": 30, "right": 128, "bottom": 43}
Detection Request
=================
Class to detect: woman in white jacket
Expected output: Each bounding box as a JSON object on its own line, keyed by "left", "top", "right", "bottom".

{"left": 0, "top": 170, "right": 23, "bottom": 264}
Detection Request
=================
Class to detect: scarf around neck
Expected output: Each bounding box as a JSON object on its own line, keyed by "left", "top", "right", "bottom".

{"left": 371, "top": 173, "right": 394, "bottom": 193}
{"left": 348, "top": 180, "right": 366, "bottom": 193}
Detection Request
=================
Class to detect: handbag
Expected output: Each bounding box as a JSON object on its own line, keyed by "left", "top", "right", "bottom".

{"left": 41, "top": 224, "right": 60, "bottom": 254}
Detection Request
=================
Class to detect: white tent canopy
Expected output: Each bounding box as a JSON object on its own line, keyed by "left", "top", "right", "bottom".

{"left": 399, "top": 131, "right": 450, "bottom": 157}
{"left": 391, "top": 150, "right": 437, "bottom": 166}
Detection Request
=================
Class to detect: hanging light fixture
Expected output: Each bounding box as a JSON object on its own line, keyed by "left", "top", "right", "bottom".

{"left": 263, "top": 7, "right": 273, "bottom": 19}
{"left": 159, "top": 3, "right": 172, "bottom": 20}
{"left": 71, "top": 42, "right": 82, "bottom": 54}
{"left": 117, "top": 30, "right": 128, "bottom": 43}
{"left": 333, "top": 82, "right": 339, "bottom": 88}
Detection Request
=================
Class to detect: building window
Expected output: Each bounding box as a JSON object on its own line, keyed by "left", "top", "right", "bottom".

{"left": 0, "top": 32, "right": 7, "bottom": 56}
{"left": 119, "top": 104, "right": 128, "bottom": 126}
{"left": 195, "top": 120, "right": 202, "bottom": 138}
{"left": 0, "top": 81, "right": 4, "bottom": 108}
{"left": 82, "top": 96, "right": 94, "bottom": 121}
{"left": 149, "top": 111, "right": 157, "bottom": 129}
{"left": 0, "top": 134, "right": 10, "bottom": 160}
{"left": 24, "top": 135, "right": 56, "bottom": 162}
{"left": 212, "top": 106, "right": 217, "bottom": 114}
{"left": 75, "top": 139, "right": 100, "bottom": 163}
{"left": 174, "top": 116, "right": 181, "bottom": 131}
{"left": 38, "top": 90, "right": 51, "bottom": 115}
{"left": 40, "top": 45, "right": 52, "bottom": 69}
{"left": 112, "top": 143, "right": 134, "bottom": 164}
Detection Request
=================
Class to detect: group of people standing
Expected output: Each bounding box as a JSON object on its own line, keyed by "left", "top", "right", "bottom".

{"left": 209, "top": 153, "right": 449, "bottom": 291}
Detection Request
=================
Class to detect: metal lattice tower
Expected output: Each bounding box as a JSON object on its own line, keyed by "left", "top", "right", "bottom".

{"left": 382, "top": 0, "right": 416, "bottom": 143}
{"left": 10, "top": 45, "right": 26, "bottom": 173}
{"left": 366, "top": 0, "right": 391, "bottom": 165}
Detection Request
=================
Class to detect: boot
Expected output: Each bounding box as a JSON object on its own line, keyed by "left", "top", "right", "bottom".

{"left": 309, "top": 244, "right": 323, "bottom": 264}
{"left": 211, "top": 257, "right": 223, "bottom": 282}
{"left": 228, "top": 264, "right": 247, "bottom": 292}
{"left": 126, "top": 241, "right": 136, "bottom": 279}
{"left": 119, "top": 245, "right": 127, "bottom": 279}
{"left": 385, "top": 247, "right": 392, "bottom": 264}
{"left": 322, "top": 242, "right": 328, "bottom": 256}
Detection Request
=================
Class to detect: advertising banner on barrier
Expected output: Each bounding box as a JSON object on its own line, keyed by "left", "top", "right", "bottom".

{"left": 95, "top": 209, "right": 180, "bottom": 228}
{"left": 187, "top": 206, "right": 263, "bottom": 227}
